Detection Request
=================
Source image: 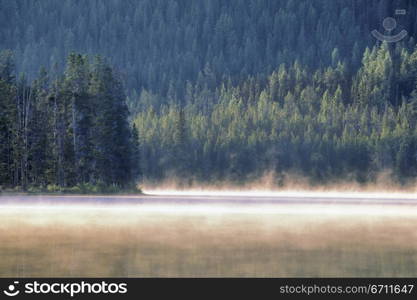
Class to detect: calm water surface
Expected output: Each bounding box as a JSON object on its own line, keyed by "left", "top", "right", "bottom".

{"left": 0, "top": 193, "right": 417, "bottom": 277}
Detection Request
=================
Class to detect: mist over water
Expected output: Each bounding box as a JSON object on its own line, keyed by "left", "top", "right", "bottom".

{"left": 141, "top": 170, "right": 417, "bottom": 195}
{"left": 1, "top": 193, "right": 417, "bottom": 277}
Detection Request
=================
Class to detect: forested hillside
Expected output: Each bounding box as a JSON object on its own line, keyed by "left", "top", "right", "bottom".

{"left": 2, "top": 0, "right": 417, "bottom": 101}
{"left": 135, "top": 44, "right": 417, "bottom": 185}
{"left": 1, "top": 0, "right": 417, "bottom": 189}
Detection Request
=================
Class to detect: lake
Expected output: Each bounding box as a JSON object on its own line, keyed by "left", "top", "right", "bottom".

{"left": 0, "top": 193, "right": 417, "bottom": 277}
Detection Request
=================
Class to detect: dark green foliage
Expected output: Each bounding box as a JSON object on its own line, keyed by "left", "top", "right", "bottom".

{"left": 130, "top": 124, "right": 142, "bottom": 181}
{"left": 0, "top": 51, "right": 17, "bottom": 187}
{"left": 0, "top": 51, "right": 139, "bottom": 190}
{"left": 89, "top": 56, "right": 133, "bottom": 186}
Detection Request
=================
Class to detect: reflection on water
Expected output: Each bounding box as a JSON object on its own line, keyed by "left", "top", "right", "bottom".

{"left": 0, "top": 195, "right": 417, "bottom": 277}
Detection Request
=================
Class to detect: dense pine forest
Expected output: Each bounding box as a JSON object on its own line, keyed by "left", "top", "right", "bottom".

{"left": 0, "top": 52, "right": 140, "bottom": 192}
{"left": 1, "top": 0, "right": 417, "bottom": 190}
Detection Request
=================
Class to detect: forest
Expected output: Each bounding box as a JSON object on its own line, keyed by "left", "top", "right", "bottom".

{"left": 0, "top": 52, "right": 140, "bottom": 192}
{"left": 1, "top": 0, "right": 417, "bottom": 190}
